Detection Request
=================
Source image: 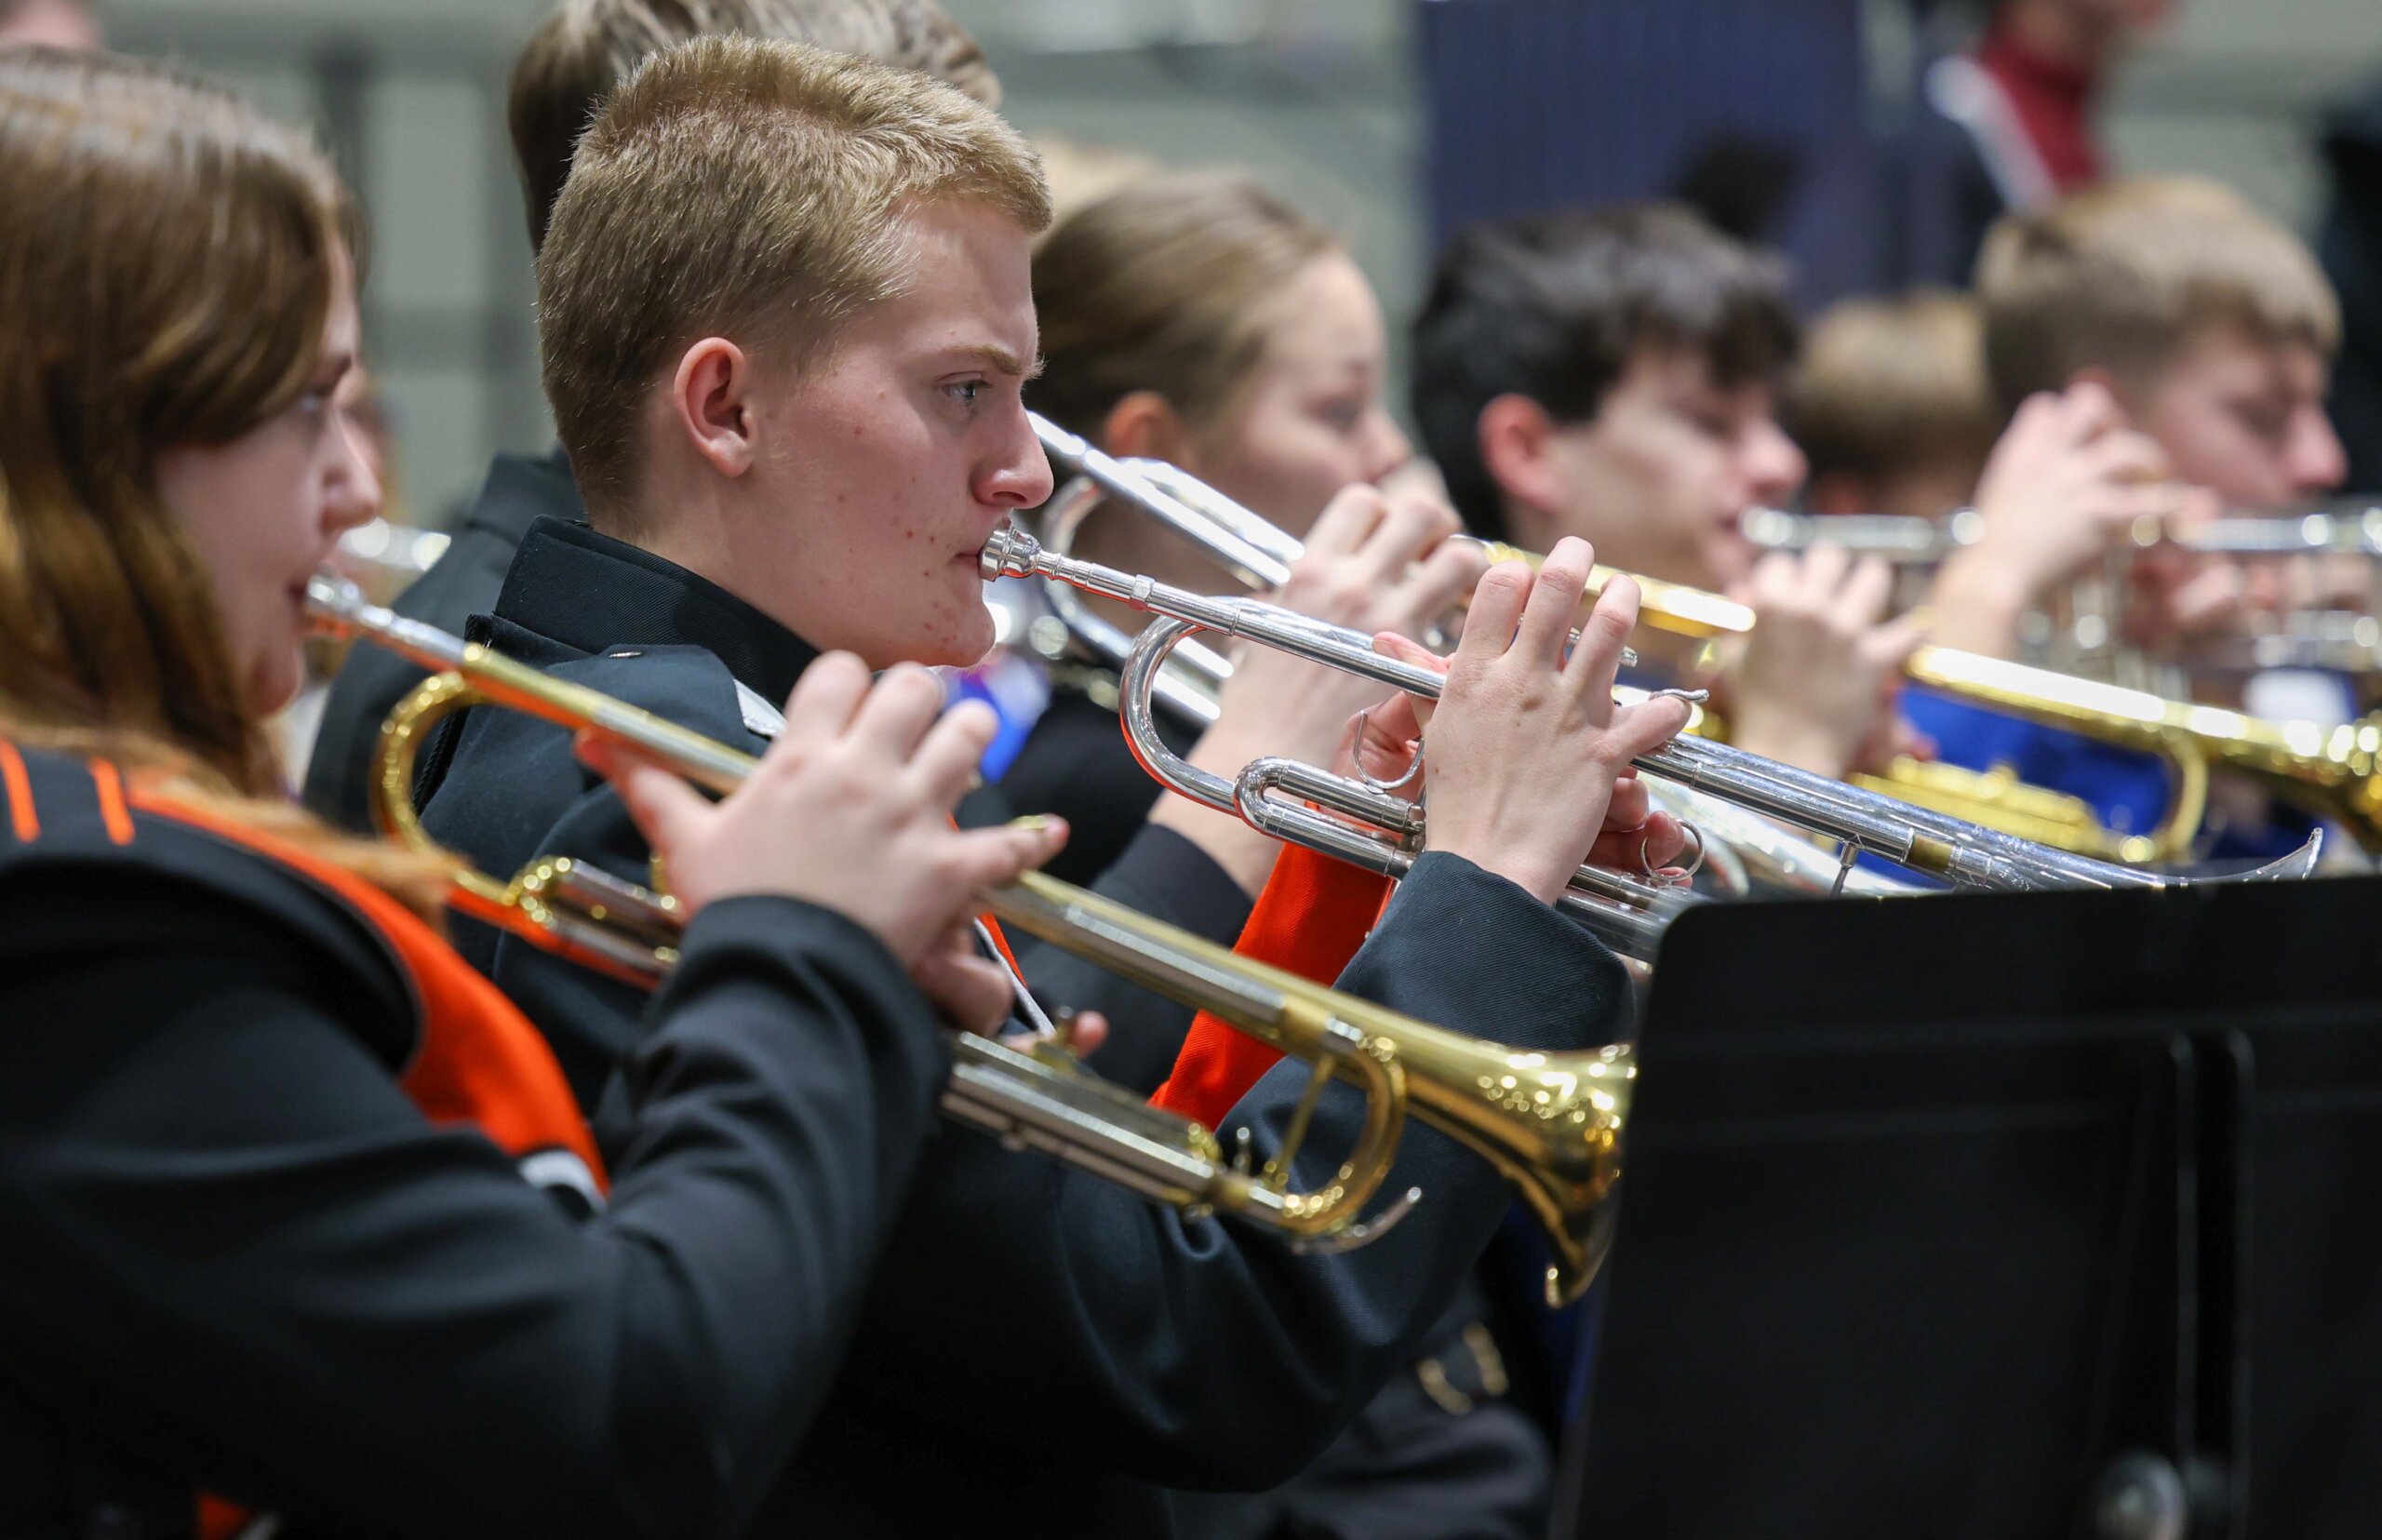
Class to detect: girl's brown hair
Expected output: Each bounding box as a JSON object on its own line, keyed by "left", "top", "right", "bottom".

{"left": 0, "top": 47, "right": 452, "bottom": 913}
{"left": 1028, "top": 169, "right": 1342, "bottom": 440}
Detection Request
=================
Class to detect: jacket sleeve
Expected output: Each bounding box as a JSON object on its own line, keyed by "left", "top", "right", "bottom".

{"left": 469, "top": 777, "right": 686, "bottom": 1115}
{"left": 828, "top": 850, "right": 1632, "bottom": 1490}
{"left": 0, "top": 870, "right": 946, "bottom": 1540}
{"left": 505, "top": 762, "right": 1253, "bottom": 1107}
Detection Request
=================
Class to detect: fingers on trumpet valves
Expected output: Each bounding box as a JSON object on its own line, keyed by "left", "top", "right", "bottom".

{"left": 1353, "top": 708, "right": 1427, "bottom": 794}
{"left": 1561, "top": 625, "right": 1641, "bottom": 671}
{"left": 1455, "top": 559, "right": 1534, "bottom": 663}
{"left": 1639, "top": 821, "right": 1706, "bottom": 889}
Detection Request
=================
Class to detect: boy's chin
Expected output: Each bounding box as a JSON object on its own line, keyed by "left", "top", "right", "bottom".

{"left": 894, "top": 608, "right": 997, "bottom": 670}
{"left": 1702, "top": 532, "right": 1757, "bottom": 593}
{"left": 940, "top": 611, "right": 998, "bottom": 669}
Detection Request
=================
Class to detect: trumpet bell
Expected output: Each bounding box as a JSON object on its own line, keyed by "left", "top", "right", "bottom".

{"left": 1408, "top": 1036, "right": 1635, "bottom": 1306}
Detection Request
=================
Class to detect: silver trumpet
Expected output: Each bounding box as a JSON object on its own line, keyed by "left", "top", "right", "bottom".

{"left": 1025, "top": 411, "right": 1618, "bottom": 718}
{"left": 1639, "top": 781, "right": 1921, "bottom": 900}
{"left": 1740, "top": 504, "right": 2382, "bottom": 680}
{"left": 1025, "top": 413, "right": 1280, "bottom": 725}
{"left": 979, "top": 529, "right": 2322, "bottom": 934}
{"left": 1739, "top": 503, "right": 2382, "bottom": 563}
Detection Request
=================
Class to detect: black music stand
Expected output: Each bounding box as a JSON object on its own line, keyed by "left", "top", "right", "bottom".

{"left": 1554, "top": 875, "right": 2382, "bottom": 1540}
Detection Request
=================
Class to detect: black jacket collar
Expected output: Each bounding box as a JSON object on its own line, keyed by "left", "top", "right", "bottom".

{"left": 463, "top": 448, "right": 582, "bottom": 544}
{"left": 492, "top": 516, "right": 821, "bottom": 706}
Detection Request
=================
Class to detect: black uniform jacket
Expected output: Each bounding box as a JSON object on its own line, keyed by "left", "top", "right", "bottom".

{"left": 0, "top": 744, "right": 948, "bottom": 1538}
{"left": 303, "top": 447, "right": 581, "bottom": 833}
{"left": 414, "top": 517, "right": 1639, "bottom": 1536}
{"left": 996, "top": 665, "right": 1202, "bottom": 889}
{"left": 1000, "top": 675, "right": 1559, "bottom": 1540}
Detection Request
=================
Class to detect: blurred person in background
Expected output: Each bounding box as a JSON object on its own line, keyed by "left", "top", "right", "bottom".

{"left": 0, "top": 0, "right": 98, "bottom": 50}
{"left": 303, "top": 0, "right": 999, "bottom": 833}
{"left": 1009, "top": 169, "right": 1483, "bottom": 888}
{"left": 1412, "top": 202, "right": 1924, "bottom": 784}
{"left": 1897, "top": 0, "right": 2178, "bottom": 288}
{"left": 1915, "top": 174, "right": 2349, "bottom": 857}
{"left": 1934, "top": 175, "right": 2345, "bottom": 663}
{"left": 1789, "top": 287, "right": 2001, "bottom": 519}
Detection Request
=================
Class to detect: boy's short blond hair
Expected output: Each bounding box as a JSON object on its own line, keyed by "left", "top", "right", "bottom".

{"left": 1791, "top": 288, "right": 1997, "bottom": 489}
{"left": 536, "top": 34, "right": 1050, "bottom": 523}
{"left": 509, "top": 0, "right": 998, "bottom": 250}
{"left": 1977, "top": 175, "right": 2341, "bottom": 419}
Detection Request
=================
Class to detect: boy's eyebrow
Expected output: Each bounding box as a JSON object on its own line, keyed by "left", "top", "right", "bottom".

{"left": 949, "top": 343, "right": 1046, "bottom": 380}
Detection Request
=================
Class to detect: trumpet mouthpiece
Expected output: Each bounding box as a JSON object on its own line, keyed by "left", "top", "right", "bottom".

{"left": 303, "top": 574, "right": 368, "bottom": 639}
{"left": 981, "top": 526, "right": 1041, "bottom": 581}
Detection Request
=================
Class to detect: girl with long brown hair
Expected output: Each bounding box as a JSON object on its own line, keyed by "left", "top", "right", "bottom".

{"left": 1001, "top": 169, "right": 1489, "bottom": 890}
{"left": 0, "top": 46, "right": 1060, "bottom": 1537}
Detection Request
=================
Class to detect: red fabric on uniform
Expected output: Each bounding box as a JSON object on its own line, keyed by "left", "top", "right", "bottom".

{"left": 1149, "top": 844, "right": 1392, "bottom": 1128}
{"left": 1976, "top": 20, "right": 2105, "bottom": 192}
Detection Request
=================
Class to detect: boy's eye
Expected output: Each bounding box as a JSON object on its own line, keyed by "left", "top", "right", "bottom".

{"left": 2233, "top": 401, "right": 2289, "bottom": 442}
{"left": 1315, "top": 398, "right": 1366, "bottom": 434}
{"left": 947, "top": 380, "right": 985, "bottom": 406}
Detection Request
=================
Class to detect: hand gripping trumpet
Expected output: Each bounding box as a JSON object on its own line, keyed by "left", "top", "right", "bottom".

{"left": 306, "top": 577, "right": 1633, "bottom": 1305}
{"left": 1740, "top": 503, "right": 2382, "bottom": 680}
{"left": 979, "top": 530, "right": 2323, "bottom": 917}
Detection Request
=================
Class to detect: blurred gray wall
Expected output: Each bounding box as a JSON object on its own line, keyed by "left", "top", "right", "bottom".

{"left": 96, "top": 0, "right": 2382, "bottom": 529}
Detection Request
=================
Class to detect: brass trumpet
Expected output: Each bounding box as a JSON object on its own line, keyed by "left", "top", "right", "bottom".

{"left": 307, "top": 577, "right": 1632, "bottom": 1306}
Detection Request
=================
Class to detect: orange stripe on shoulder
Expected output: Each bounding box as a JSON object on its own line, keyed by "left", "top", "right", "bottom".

{"left": 126, "top": 785, "right": 606, "bottom": 1185}
{"left": 87, "top": 759, "right": 135, "bottom": 847}
{"left": 0, "top": 741, "right": 35, "bottom": 842}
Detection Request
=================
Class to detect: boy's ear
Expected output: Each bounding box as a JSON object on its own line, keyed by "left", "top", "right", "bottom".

{"left": 2068, "top": 364, "right": 2137, "bottom": 424}
{"left": 1101, "top": 390, "right": 1193, "bottom": 469}
{"left": 672, "top": 337, "right": 758, "bottom": 477}
{"left": 1477, "top": 392, "right": 1562, "bottom": 514}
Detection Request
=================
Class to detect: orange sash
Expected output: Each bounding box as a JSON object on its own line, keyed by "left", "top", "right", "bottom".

{"left": 1149, "top": 844, "right": 1392, "bottom": 1127}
